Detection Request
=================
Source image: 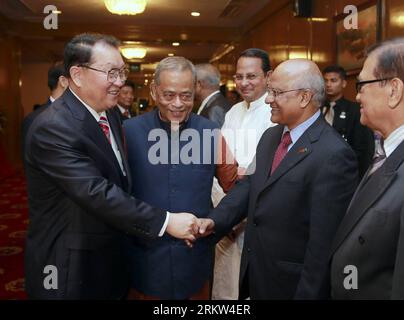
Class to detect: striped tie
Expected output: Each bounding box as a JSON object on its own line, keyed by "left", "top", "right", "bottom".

{"left": 368, "top": 133, "right": 386, "bottom": 176}
{"left": 99, "top": 116, "right": 111, "bottom": 144}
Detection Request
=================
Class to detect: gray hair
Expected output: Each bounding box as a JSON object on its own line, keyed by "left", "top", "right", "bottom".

{"left": 195, "top": 63, "right": 221, "bottom": 89}
{"left": 154, "top": 56, "right": 196, "bottom": 85}
{"left": 292, "top": 71, "right": 325, "bottom": 108}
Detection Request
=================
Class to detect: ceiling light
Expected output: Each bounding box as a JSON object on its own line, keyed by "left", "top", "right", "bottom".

{"left": 120, "top": 46, "right": 147, "bottom": 59}
{"left": 104, "top": 0, "right": 147, "bottom": 15}
{"left": 191, "top": 12, "right": 200, "bottom": 17}
{"left": 168, "top": 53, "right": 174, "bottom": 57}
{"left": 172, "top": 42, "right": 180, "bottom": 47}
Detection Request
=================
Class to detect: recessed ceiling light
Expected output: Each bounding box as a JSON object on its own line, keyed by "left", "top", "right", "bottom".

{"left": 172, "top": 42, "right": 180, "bottom": 47}
{"left": 168, "top": 53, "right": 174, "bottom": 57}
{"left": 191, "top": 12, "right": 200, "bottom": 17}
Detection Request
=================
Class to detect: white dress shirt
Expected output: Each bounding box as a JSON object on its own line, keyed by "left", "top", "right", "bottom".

{"left": 221, "top": 92, "right": 275, "bottom": 169}
{"left": 384, "top": 124, "right": 404, "bottom": 158}
{"left": 117, "top": 104, "right": 131, "bottom": 118}
{"left": 197, "top": 90, "right": 220, "bottom": 115}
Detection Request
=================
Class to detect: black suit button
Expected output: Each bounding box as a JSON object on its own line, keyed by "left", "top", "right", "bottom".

{"left": 247, "top": 247, "right": 251, "bottom": 252}
{"left": 358, "top": 236, "right": 365, "bottom": 245}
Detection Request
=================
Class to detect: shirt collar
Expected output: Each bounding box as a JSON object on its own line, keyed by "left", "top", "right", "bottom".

{"left": 69, "top": 88, "right": 106, "bottom": 122}
{"left": 284, "top": 110, "right": 321, "bottom": 144}
{"left": 117, "top": 104, "right": 127, "bottom": 114}
{"left": 49, "top": 96, "right": 55, "bottom": 103}
{"left": 384, "top": 124, "right": 404, "bottom": 158}
{"left": 198, "top": 90, "right": 220, "bottom": 114}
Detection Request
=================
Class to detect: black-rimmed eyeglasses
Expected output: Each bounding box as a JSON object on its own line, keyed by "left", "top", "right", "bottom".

{"left": 78, "top": 65, "right": 129, "bottom": 83}
{"left": 355, "top": 78, "right": 393, "bottom": 93}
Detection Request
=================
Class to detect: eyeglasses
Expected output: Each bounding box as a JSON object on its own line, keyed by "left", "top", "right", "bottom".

{"left": 355, "top": 78, "right": 393, "bottom": 93}
{"left": 267, "top": 88, "right": 307, "bottom": 99}
{"left": 233, "top": 73, "right": 263, "bottom": 82}
{"left": 79, "top": 65, "right": 130, "bottom": 83}
{"left": 159, "top": 91, "right": 194, "bottom": 102}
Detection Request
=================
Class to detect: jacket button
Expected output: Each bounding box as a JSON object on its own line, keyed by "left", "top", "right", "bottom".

{"left": 358, "top": 236, "right": 365, "bottom": 245}
{"left": 247, "top": 247, "right": 251, "bottom": 252}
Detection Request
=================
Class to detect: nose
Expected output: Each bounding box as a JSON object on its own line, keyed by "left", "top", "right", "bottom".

{"left": 355, "top": 92, "right": 361, "bottom": 103}
{"left": 265, "top": 93, "right": 274, "bottom": 104}
{"left": 172, "top": 95, "right": 183, "bottom": 108}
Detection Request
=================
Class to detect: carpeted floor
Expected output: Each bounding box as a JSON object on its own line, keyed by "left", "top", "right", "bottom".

{"left": 0, "top": 174, "right": 28, "bottom": 300}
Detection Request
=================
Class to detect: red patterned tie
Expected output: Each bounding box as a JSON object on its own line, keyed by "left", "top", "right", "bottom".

{"left": 123, "top": 110, "right": 129, "bottom": 118}
{"left": 270, "top": 131, "right": 292, "bottom": 175}
{"left": 99, "top": 116, "right": 111, "bottom": 144}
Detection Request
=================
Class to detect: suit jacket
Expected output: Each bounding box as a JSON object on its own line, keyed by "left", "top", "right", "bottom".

{"left": 199, "top": 91, "right": 231, "bottom": 127}
{"left": 21, "top": 98, "right": 52, "bottom": 160}
{"left": 113, "top": 105, "right": 134, "bottom": 122}
{"left": 321, "top": 97, "right": 374, "bottom": 178}
{"left": 209, "top": 116, "right": 358, "bottom": 299}
{"left": 24, "top": 89, "right": 166, "bottom": 299}
{"left": 330, "top": 140, "right": 404, "bottom": 299}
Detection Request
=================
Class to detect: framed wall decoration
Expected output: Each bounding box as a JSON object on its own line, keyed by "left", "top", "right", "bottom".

{"left": 335, "top": 1, "right": 382, "bottom": 74}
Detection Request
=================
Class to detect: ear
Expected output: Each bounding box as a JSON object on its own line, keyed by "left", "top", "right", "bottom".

{"left": 342, "top": 79, "right": 347, "bottom": 89}
{"left": 150, "top": 81, "right": 157, "bottom": 102}
{"left": 388, "top": 77, "right": 404, "bottom": 109}
{"left": 58, "top": 76, "right": 69, "bottom": 89}
{"left": 299, "top": 90, "right": 312, "bottom": 108}
{"left": 69, "top": 66, "right": 82, "bottom": 87}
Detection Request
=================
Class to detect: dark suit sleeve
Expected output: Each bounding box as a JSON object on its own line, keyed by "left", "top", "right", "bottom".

{"left": 206, "top": 105, "right": 227, "bottom": 128}
{"left": 208, "top": 174, "right": 250, "bottom": 241}
{"left": 294, "top": 146, "right": 358, "bottom": 299}
{"left": 28, "top": 120, "right": 166, "bottom": 238}
{"left": 392, "top": 204, "right": 404, "bottom": 299}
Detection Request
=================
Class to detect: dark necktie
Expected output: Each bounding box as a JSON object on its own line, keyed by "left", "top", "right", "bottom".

{"left": 123, "top": 110, "right": 129, "bottom": 118}
{"left": 367, "top": 133, "right": 386, "bottom": 176}
{"left": 99, "top": 116, "right": 111, "bottom": 144}
{"left": 271, "top": 131, "right": 292, "bottom": 175}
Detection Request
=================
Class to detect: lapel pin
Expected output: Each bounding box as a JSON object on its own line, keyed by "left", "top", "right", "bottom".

{"left": 297, "top": 147, "right": 308, "bottom": 154}
{"left": 339, "top": 111, "right": 346, "bottom": 119}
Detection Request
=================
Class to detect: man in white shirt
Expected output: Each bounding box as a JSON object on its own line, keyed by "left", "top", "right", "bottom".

{"left": 212, "top": 48, "right": 275, "bottom": 300}
{"left": 331, "top": 37, "right": 404, "bottom": 299}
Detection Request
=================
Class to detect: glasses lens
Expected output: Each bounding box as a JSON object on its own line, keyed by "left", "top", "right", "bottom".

{"left": 120, "top": 68, "right": 129, "bottom": 81}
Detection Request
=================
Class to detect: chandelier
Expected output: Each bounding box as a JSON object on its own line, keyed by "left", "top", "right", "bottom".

{"left": 120, "top": 46, "right": 147, "bottom": 59}
{"left": 104, "top": 0, "right": 147, "bottom": 15}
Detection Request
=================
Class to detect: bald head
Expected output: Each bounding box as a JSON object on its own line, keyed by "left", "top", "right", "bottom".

{"left": 274, "top": 59, "right": 325, "bottom": 107}
{"left": 195, "top": 63, "right": 221, "bottom": 101}
{"left": 266, "top": 59, "right": 325, "bottom": 129}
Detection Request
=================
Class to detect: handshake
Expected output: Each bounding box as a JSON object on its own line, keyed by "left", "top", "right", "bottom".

{"left": 166, "top": 212, "right": 215, "bottom": 245}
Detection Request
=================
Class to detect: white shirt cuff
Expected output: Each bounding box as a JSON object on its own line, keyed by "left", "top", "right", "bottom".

{"left": 158, "top": 211, "right": 170, "bottom": 237}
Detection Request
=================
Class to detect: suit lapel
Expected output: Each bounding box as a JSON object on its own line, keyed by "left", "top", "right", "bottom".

{"left": 260, "top": 117, "right": 324, "bottom": 192}
{"left": 331, "top": 140, "right": 404, "bottom": 255}
{"left": 107, "top": 110, "right": 131, "bottom": 189}
{"left": 63, "top": 90, "right": 125, "bottom": 178}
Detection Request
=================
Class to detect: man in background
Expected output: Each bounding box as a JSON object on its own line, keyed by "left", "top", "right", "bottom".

{"left": 212, "top": 48, "right": 275, "bottom": 300}
{"left": 195, "top": 63, "right": 231, "bottom": 128}
{"left": 115, "top": 79, "right": 136, "bottom": 121}
{"left": 322, "top": 65, "right": 374, "bottom": 177}
{"left": 22, "top": 62, "right": 68, "bottom": 148}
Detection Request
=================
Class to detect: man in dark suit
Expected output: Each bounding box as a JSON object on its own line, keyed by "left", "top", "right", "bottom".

{"left": 114, "top": 79, "right": 135, "bottom": 121}
{"left": 330, "top": 37, "right": 404, "bottom": 299}
{"left": 321, "top": 65, "right": 374, "bottom": 178}
{"left": 21, "top": 62, "right": 68, "bottom": 154}
{"left": 24, "top": 33, "right": 199, "bottom": 300}
{"left": 198, "top": 59, "right": 358, "bottom": 299}
{"left": 195, "top": 63, "right": 231, "bottom": 127}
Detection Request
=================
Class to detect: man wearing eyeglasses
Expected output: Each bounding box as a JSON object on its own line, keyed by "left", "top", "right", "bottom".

{"left": 123, "top": 56, "right": 238, "bottom": 300}
{"left": 198, "top": 59, "right": 358, "bottom": 299}
{"left": 24, "top": 34, "right": 199, "bottom": 300}
{"left": 212, "top": 48, "right": 276, "bottom": 300}
{"left": 321, "top": 65, "right": 374, "bottom": 178}
{"left": 330, "top": 37, "right": 404, "bottom": 299}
